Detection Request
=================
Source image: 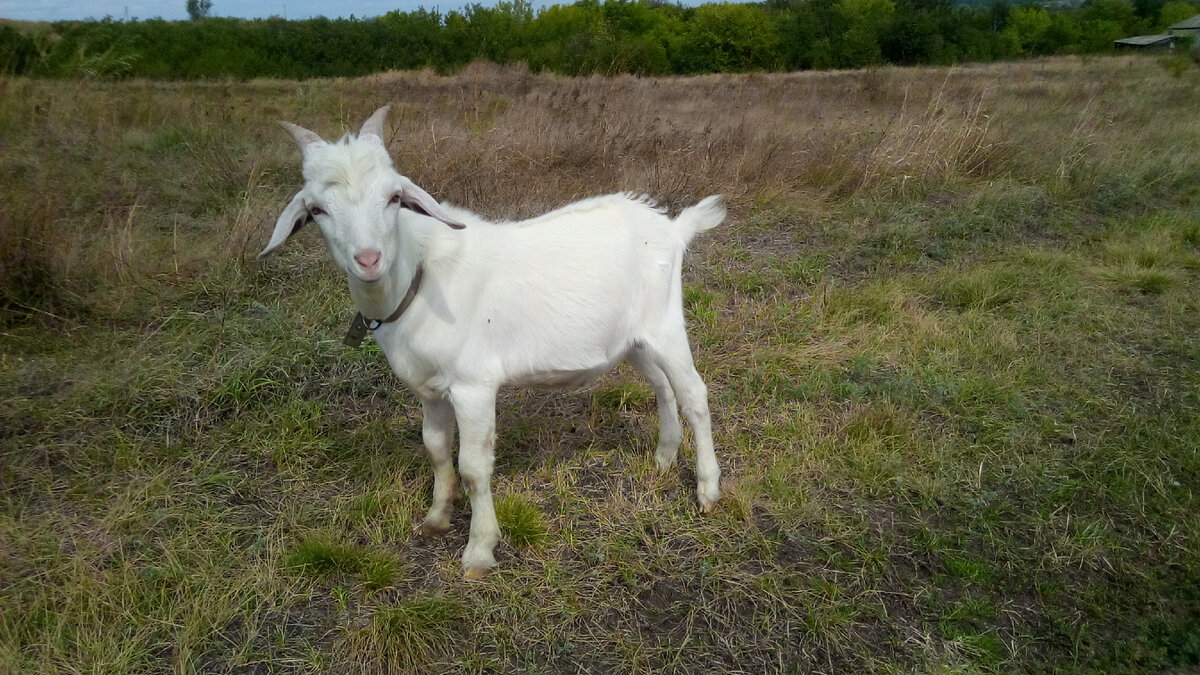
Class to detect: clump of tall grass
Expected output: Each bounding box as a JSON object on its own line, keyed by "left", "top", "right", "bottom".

{"left": 286, "top": 535, "right": 403, "bottom": 590}
{"left": 342, "top": 595, "right": 470, "bottom": 672}
{"left": 858, "top": 79, "right": 1005, "bottom": 194}
{"left": 0, "top": 199, "right": 70, "bottom": 323}
{"left": 494, "top": 494, "right": 550, "bottom": 549}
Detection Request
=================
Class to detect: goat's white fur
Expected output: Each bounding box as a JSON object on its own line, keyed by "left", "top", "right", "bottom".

{"left": 261, "top": 106, "right": 723, "bottom": 578}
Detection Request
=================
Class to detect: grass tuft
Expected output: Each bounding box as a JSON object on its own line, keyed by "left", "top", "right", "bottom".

{"left": 285, "top": 535, "right": 402, "bottom": 589}
{"left": 494, "top": 494, "right": 550, "bottom": 549}
{"left": 286, "top": 535, "right": 367, "bottom": 576}
{"left": 937, "top": 266, "right": 1019, "bottom": 311}
{"left": 345, "top": 595, "right": 469, "bottom": 672}
{"left": 1100, "top": 264, "right": 1181, "bottom": 294}
{"left": 592, "top": 381, "right": 653, "bottom": 413}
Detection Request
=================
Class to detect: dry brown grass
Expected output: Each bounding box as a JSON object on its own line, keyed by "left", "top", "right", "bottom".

{"left": 4, "top": 55, "right": 1190, "bottom": 318}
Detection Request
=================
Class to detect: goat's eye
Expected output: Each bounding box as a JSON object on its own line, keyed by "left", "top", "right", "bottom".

{"left": 388, "top": 193, "right": 402, "bottom": 206}
{"left": 309, "top": 206, "right": 326, "bottom": 217}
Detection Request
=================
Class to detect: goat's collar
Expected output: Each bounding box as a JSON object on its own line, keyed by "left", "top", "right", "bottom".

{"left": 343, "top": 264, "right": 424, "bottom": 347}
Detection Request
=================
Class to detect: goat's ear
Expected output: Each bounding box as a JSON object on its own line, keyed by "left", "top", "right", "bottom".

{"left": 358, "top": 105, "right": 390, "bottom": 147}
{"left": 279, "top": 121, "right": 325, "bottom": 159}
{"left": 399, "top": 177, "right": 466, "bottom": 230}
{"left": 258, "top": 192, "right": 311, "bottom": 260}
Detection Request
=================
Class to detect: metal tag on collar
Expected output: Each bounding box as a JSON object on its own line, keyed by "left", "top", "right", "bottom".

{"left": 343, "top": 312, "right": 369, "bottom": 347}
{"left": 367, "top": 318, "right": 383, "bottom": 331}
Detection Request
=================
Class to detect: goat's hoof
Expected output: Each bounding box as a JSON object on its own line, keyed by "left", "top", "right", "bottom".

{"left": 415, "top": 519, "right": 451, "bottom": 537}
{"left": 463, "top": 565, "right": 493, "bottom": 581}
{"left": 697, "top": 490, "right": 721, "bottom": 514}
{"left": 654, "top": 454, "right": 678, "bottom": 471}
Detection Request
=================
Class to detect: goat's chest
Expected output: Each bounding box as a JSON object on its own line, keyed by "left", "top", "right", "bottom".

{"left": 373, "top": 330, "right": 455, "bottom": 399}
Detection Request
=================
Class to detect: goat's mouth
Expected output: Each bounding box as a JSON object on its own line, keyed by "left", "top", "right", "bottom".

{"left": 347, "top": 262, "right": 386, "bottom": 284}
{"left": 354, "top": 270, "right": 385, "bottom": 284}
{"left": 350, "top": 260, "right": 386, "bottom": 283}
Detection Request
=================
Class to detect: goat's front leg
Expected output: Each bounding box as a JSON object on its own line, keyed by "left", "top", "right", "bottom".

{"left": 450, "top": 385, "right": 501, "bottom": 579}
{"left": 417, "top": 396, "right": 457, "bottom": 537}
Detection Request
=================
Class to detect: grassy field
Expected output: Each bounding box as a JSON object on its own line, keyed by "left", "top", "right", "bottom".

{"left": 2, "top": 56, "right": 1199, "bottom": 673}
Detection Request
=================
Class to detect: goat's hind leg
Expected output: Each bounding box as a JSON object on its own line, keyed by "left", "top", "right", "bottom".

{"left": 628, "top": 348, "right": 683, "bottom": 470}
{"left": 639, "top": 335, "right": 721, "bottom": 513}
{"left": 417, "top": 397, "right": 457, "bottom": 537}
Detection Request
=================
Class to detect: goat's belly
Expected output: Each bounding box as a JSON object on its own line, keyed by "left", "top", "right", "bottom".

{"left": 509, "top": 364, "right": 613, "bottom": 390}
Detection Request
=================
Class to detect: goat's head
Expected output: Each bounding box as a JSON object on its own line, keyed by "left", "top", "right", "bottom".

{"left": 258, "top": 106, "right": 464, "bottom": 283}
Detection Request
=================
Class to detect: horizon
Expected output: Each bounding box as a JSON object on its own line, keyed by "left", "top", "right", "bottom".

{"left": 0, "top": 0, "right": 553, "bottom": 22}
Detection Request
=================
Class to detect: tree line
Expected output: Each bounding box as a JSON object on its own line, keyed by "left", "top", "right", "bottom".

{"left": 1, "top": 0, "right": 1197, "bottom": 79}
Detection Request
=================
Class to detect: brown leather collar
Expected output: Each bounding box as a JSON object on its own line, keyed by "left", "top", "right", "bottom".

{"left": 371, "top": 263, "right": 424, "bottom": 328}
{"left": 342, "top": 264, "right": 424, "bottom": 347}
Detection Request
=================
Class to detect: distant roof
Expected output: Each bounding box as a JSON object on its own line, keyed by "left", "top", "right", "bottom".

{"left": 1115, "top": 34, "right": 1174, "bottom": 46}
{"left": 1169, "top": 14, "right": 1200, "bottom": 30}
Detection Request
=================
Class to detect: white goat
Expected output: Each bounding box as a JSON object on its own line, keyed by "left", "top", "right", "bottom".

{"left": 259, "top": 106, "right": 723, "bottom": 578}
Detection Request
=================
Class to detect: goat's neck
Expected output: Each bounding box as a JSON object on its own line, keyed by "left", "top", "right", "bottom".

{"left": 346, "top": 224, "right": 426, "bottom": 321}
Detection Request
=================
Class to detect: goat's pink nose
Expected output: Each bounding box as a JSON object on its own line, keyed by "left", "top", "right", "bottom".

{"left": 354, "top": 249, "right": 381, "bottom": 271}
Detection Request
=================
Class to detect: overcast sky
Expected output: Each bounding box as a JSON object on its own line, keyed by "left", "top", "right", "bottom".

{"left": 0, "top": 1, "right": 492, "bottom": 21}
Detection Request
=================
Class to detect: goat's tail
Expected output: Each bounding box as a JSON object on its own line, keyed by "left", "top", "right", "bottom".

{"left": 676, "top": 195, "right": 726, "bottom": 243}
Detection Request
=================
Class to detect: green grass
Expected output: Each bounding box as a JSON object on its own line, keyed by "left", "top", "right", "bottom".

{"left": 345, "top": 594, "right": 470, "bottom": 671}
{"left": 592, "top": 381, "right": 654, "bottom": 413}
{"left": 494, "top": 494, "right": 551, "bottom": 549}
{"left": 3, "top": 57, "right": 1200, "bottom": 673}
{"left": 285, "top": 534, "right": 403, "bottom": 590}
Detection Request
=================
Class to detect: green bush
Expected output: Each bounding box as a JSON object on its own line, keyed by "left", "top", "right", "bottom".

{"left": 1, "top": 0, "right": 1160, "bottom": 80}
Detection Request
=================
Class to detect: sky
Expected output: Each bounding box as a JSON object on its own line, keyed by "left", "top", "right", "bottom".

{"left": 0, "top": 1, "right": 485, "bottom": 22}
